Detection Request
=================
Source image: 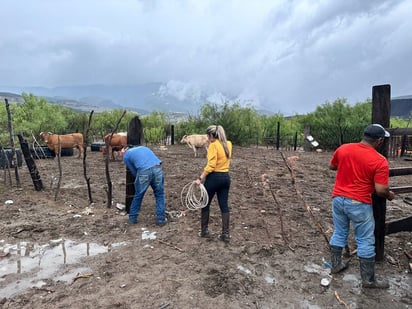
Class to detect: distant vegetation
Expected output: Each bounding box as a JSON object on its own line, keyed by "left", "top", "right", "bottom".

{"left": 0, "top": 93, "right": 410, "bottom": 150}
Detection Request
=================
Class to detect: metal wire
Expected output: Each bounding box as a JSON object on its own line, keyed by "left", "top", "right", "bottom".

{"left": 180, "top": 181, "right": 209, "bottom": 210}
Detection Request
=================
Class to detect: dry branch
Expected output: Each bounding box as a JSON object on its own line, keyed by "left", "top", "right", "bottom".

{"left": 263, "top": 174, "right": 290, "bottom": 248}
{"left": 105, "top": 110, "right": 127, "bottom": 208}
{"left": 157, "top": 239, "right": 184, "bottom": 252}
{"left": 280, "top": 151, "right": 330, "bottom": 246}
{"left": 334, "top": 291, "right": 350, "bottom": 309}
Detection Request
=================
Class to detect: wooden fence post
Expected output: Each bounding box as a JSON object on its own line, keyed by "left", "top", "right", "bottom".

{"left": 17, "top": 134, "right": 43, "bottom": 191}
{"left": 4, "top": 98, "right": 20, "bottom": 185}
{"left": 371, "top": 84, "right": 391, "bottom": 262}
{"left": 276, "top": 121, "right": 280, "bottom": 150}
{"left": 171, "top": 125, "right": 175, "bottom": 145}
{"left": 125, "top": 116, "right": 144, "bottom": 213}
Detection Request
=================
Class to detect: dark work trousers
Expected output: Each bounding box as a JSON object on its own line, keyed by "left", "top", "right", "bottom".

{"left": 202, "top": 172, "right": 231, "bottom": 214}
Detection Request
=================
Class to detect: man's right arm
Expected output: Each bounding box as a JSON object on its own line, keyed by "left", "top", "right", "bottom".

{"left": 375, "top": 183, "right": 395, "bottom": 201}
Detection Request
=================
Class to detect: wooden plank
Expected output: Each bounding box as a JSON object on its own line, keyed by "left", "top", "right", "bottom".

{"left": 386, "top": 216, "right": 412, "bottom": 235}
{"left": 389, "top": 167, "right": 412, "bottom": 177}
{"left": 387, "top": 128, "right": 412, "bottom": 136}
{"left": 390, "top": 186, "right": 412, "bottom": 194}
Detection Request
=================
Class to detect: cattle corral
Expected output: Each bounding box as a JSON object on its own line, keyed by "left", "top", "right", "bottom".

{"left": 0, "top": 145, "right": 411, "bottom": 308}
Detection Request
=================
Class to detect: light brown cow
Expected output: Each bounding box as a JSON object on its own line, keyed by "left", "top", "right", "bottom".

{"left": 40, "top": 132, "right": 84, "bottom": 158}
{"left": 102, "top": 133, "right": 128, "bottom": 160}
{"left": 180, "top": 134, "right": 209, "bottom": 157}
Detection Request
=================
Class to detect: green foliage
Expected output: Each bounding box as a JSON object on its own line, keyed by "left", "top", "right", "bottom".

{"left": 90, "top": 110, "right": 136, "bottom": 141}
{"left": 301, "top": 99, "right": 372, "bottom": 149}
{"left": 17, "top": 93, "right": 69, "bottom": 134}
{"left": 390, "top": 117, "right": 410, "bottom": 128}
{"left": 174, "top": 115, "right": 207, "bottom": 141}
{"left": 141, "top": 112, "right": 168, "bottom": 144}
{"left": 143, "top": 127, "right": 164, "bottom": 144}
{"left": 199, "top": 102, "right": 261, "bottom": 145}
{"left": 0, "top": 93, "right": 83, "bottom": 145}
{"left": 1, "top": 93, "right": 405, "bottom": 151}
{"left": 260, "top": 114, "right": 303, "bottom": 147}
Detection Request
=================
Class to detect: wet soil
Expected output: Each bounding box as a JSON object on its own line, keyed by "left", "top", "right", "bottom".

{"left": 0, "top": 145, "right": 411, "bottom": 308}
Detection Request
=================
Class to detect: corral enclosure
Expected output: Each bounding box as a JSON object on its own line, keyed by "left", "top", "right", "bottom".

{"left": 0, "top": 144, "right": 411, "bottom": 308}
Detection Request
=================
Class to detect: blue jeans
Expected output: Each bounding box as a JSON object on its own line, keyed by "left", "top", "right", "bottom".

{"left": 129, "top": 166, "right": 166, "bottom": 224}
{"left": 329, "top": 196, "right": 375, "bottom": 258}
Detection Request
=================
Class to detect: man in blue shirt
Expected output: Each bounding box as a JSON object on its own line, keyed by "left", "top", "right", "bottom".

{"left": 122, "top": 146, "right": 166, "bottom": 226}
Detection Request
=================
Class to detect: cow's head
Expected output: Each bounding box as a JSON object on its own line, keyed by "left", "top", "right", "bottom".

{"left": 40, "top": 132, "right": 53, "bottom": 143}
{"left": 180, "top": 135, "right": 188, "bottom": 144}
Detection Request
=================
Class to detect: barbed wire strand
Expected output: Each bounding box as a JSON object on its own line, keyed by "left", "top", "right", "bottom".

{"left": 180, "top": 181, "right": 209, "bottom": 210}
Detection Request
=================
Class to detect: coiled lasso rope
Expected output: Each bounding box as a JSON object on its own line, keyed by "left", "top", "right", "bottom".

{"left": 181, "top": 181, "right": 209, "bottom": 210}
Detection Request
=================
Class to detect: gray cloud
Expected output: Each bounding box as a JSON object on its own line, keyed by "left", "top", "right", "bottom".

{"left": 0, "top": 0, "right": 411, "bottom": 115}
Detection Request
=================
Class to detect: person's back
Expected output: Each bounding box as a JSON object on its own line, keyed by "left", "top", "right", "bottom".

{"left": 122, "top": 146, "right": 166, "bottom": 226}
{"left": 123, "top": 146, "right": 162, "bottom": 177}
{"left": 328, "top": 123, "right": 394, "bottom": 289}
{"left": 331, "top": 142, "right": 389, "bottom": 205}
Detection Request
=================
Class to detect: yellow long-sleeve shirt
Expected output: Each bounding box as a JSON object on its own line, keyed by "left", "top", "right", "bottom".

{"left": 204, "top": 140, "right": 232, "bottom": 174}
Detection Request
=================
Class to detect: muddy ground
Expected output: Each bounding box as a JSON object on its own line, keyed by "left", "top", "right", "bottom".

{"left": 0, "top": 144, "right": 411, "bottom": 308}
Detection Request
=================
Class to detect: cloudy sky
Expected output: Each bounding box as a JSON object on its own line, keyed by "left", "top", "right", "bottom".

{"left": 1, "top": 0, "right": 411, "bottom": 115}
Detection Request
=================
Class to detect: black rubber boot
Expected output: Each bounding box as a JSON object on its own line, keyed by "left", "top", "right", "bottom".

{"left": 359, "top": 257, "right": 389, "bottom": 289}
{"left": 330, "top": 245, "right": 349, "bottom": 274}
{"left": 218, "top": 212, "right": 230, "bottom": 242}
{"left": 199, "top": 211, "right": 210, "bottom": 238}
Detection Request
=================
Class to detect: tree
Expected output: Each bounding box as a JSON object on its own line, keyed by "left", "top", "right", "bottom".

{"left": 301, "top": 99, "right": 372, "bottom": 149}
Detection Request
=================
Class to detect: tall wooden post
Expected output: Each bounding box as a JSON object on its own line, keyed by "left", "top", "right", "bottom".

{"left": 125, "top": 116, "right": 144, "bottom": 213}
{"left": 4, "top": 98, "right": 20, "bottom": 185}
{"left": 371, "top": 84, "right": 391, "bottom": 262}
{"left": 276, "top": 121, "right": 280, "bottom": 150}
{"left": 171, "top": 125, "right": 175, "bottom": 145}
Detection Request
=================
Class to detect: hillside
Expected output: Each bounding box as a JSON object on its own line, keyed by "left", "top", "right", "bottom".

{"left": 390, "top": 95, "right": 412, "bottom": 119}
{"left": 0, "top": 83, "right": 207, "bottom": 115}
{"left": 1, "top": 89, "right": 412, "bottom": 118}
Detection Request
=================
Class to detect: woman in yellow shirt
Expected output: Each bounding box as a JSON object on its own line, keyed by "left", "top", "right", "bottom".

{"left": 195, "top": 125, "right": 232, "bottom": 242}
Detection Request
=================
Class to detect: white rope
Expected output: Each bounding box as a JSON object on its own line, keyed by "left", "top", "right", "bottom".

{"left": 180, "top": 181, "right": 209, "bottom": 210}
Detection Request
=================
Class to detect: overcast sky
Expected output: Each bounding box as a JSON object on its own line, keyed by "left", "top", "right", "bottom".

{"left": 1, "top": 0, "right": 411, "bottom": 115}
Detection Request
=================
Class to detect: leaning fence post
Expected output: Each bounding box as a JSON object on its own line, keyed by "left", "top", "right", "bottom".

{"left": 17, "top": 134, "right": 43, "bottom": 191}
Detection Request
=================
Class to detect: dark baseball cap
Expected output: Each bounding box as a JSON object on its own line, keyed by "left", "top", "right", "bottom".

{"left": 364, "top": 124, "right": 390, "bottom": 139}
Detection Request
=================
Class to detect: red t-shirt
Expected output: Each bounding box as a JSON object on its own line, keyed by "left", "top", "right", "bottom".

{"left": 330, "top": 143, "right": 389, "bottom": 204}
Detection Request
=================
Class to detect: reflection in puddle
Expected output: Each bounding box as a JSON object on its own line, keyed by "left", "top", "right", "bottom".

{"left": 0, "top": 239, "right": 126, "bottom": 298}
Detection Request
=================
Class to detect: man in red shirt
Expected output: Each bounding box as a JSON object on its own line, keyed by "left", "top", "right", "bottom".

{"left": 329, "top": 124, "right": 395, "bottom": 289}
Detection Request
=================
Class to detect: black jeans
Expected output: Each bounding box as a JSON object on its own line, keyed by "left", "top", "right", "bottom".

{"left": 203, "top": 172, "right": 231, "bottom": 213}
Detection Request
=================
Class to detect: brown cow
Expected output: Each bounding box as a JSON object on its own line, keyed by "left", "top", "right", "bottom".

{"left": 180, "top": 134, "right": 209, "bottom": 157}
{"left": 40, "top": 132, "right": 84, "bottom": 158}
{"left": 103, "top": 133, "right": 127, "bottom": 160}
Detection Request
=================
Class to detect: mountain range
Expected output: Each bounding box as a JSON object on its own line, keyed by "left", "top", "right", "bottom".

{"left": 1, "top": 84, "right": 411, "bottom": 118}
{"left": 0, "top": 82, "right": 275, "bottom": 116}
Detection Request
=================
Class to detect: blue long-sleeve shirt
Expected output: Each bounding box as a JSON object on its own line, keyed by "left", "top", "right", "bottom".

{"left": 122, "top": 146, "right": 162, "bottom": 177}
